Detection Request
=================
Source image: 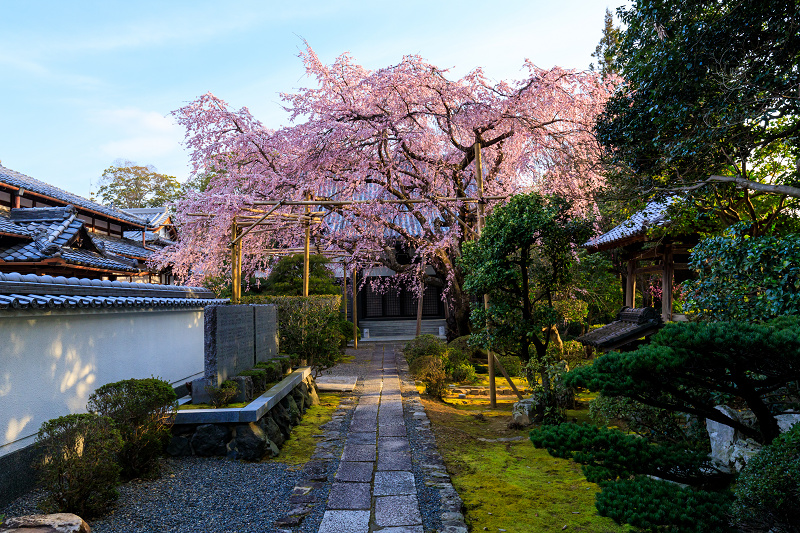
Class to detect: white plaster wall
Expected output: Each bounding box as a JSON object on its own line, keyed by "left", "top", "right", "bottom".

{"left": 0, "top": 308, "right": 204, "bottom": 456}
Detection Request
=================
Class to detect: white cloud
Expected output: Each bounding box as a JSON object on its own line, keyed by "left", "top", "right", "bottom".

{"left": 92, "top": 107, "right": 183, "bottom": 161}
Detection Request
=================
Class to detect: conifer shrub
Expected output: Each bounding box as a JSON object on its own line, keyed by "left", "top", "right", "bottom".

{"left": 403, "top": 334, "right": 448, "bottom": 366}
{"left": 255, "top": 360, "right": 283, "bottom": 382}
{"left": 239, "top": 369, "right": 268, "bottom": 392}
{"left": 451, "top": 362, "right": 478, "bottom": 384}
{"left": 35, "top": 413, "right": 123, "bottom": 517}
{"left": 732, "top": 423, "right": 800, "bottom": 532}
{"left": 87, "top": 377, "right": 177, "bottom": 480}
{"left": 596, "top": 477, "right": 733, "bottom": 533}
{"left": 497, "top": 355, "right": 522, "bottom": 377}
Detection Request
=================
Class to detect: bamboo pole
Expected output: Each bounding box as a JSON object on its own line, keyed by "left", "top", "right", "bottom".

{"left": 230, "top": 201, "right": 284, "bottom": 246}
{"left": 250, "top": 196, "right": 507, "bottom": 206}
{"left": 474, "top": 140, "right": 496, "bottom": 409}
{"left": 416, "top": 264, "right": 425, "bottom": 337}
{"left": 231, "top": 221, "right": 242, "bottom": 304}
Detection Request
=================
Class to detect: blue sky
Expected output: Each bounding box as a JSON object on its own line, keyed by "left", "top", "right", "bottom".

{"left": 0, "top": 1, "right": 624, "bottom": 198}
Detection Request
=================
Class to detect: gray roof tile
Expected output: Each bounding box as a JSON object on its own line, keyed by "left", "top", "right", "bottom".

{"left": 584, "top": 198, "right": 676, "bottom": 251}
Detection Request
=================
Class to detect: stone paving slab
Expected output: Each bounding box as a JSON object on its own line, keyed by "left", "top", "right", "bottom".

{"left": 377, "top": 450, "right": 413, "bottom": 471}
{"left": 374, "top": 471, "right": 416, "bottom": 496}
{"left": 378, "top": 527, "right": 424, "bottom": 533}
{"left": 318, "top": 510, "right": 370, "bottom": 533}
{"left": 346, "top": 432, "right": 377, "bottom": 445}
{"left": 375, "top": 495, "right": 423, "bottom": 527}
{"left": 379, "top": 424, "right": 407, "bottom": 437}
{"left": 335, "top": 461, "right": 375, "bottom": 482}
{"left": 315, "top": 375, "right": 358, "bottom": 392}
{"left": 342, "top": 444, "right": 377, "bottom": 462}
{"left": 327, "top": 482, "right": 372, "bottom": 510}
{"left": 378, "top": 437, "right": 411, "bottom": 453}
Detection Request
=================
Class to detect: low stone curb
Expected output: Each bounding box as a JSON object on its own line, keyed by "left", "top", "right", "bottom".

{"left": 397, "top": 356, "right": 469, "bottom": 533}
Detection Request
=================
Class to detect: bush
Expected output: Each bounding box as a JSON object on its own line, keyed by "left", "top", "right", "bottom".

{"left": 239, "top": 369, "right": 268, "bottom": 392}
{"left": 335, "top": 317, "right": 360, "bottom": 347}
{"left": 35, "top": 413, "right": 123, "bottom": 517}
{"left": 205, "top": 380, "right": 239, "bottom": 408}
{"left": 410, "top": 355, "right": 448, "bottom": 399}
{"left": 87, "top": 378, "right": 176, "bottom": 480}
{"left": 255, "top": 360, "right": 283, "bottom": 382}
{"left": 451, "top": 362, "right": 478, "bottom": 384}
{"left": 244, "top": 295, "right": 344, "bottom": 374}
{"left": 732, "top": 423, "right": 800, "bottom": 532}
{"left": 596, "top": 477, "right": 733, "bottom": 533}
{"left": 403, "top": 334, "right": 448, "bottom": 366}
{"left": 449, "top": 335, "right": 487, "bottom": 361}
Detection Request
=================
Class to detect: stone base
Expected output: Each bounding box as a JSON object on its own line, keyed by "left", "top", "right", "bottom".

{"left": 0, "top": 514, "right": 90, "bottom": 533}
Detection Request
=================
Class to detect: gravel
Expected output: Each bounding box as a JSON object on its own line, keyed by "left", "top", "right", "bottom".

{"left": 3, "top": 457, "right": 303, "bottom": 533}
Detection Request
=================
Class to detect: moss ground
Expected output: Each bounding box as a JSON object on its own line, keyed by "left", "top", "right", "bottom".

{"left": 270, "top": 392, "right": 341, "bottom": 466}
{"left": 420, "top": 388, "right": 628, "bottom": 532}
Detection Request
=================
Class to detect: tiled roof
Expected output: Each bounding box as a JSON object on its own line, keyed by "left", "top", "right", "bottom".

{"left": 0, "top": 165, "right": 150, "bottom": 227}
{"left": 576, "top": 307, "right": 663, "bottom": 350}
{"left": 123, "top": 230, "right": 175, "bottom": 247}
{"left": 92, "top": 234, "right": 154, "bottom": 260}
{"left": 0, "top": 206, "right": 142, "bottom": 273}
{"left": 0, "top": 271, "right": 223, "bottom": 311}
{"left": 122, "top": 207, "right": 171, "bottom": 227}
{"left": 0, "top": 213, "right": 29, "bottom": 238}
{"left": 583, "top": 198, "right": 676, "bottom": 252}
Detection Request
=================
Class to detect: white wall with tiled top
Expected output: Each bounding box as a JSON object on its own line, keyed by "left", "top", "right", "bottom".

{"left": 0, "top": 308, "right": 204, "bottom": 456}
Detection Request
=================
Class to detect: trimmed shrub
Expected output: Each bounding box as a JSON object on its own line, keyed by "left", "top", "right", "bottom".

{"left": 239, "top": 369, "right": 268, "bottom": 392}
{"left": 497, "top": 355, "right": 522, "bottom": 377}
{"left": 410, "top": 355, "right": 448, "bottom": 399}
{"left": 35, "top": 413, "right": 123, "bottom": 517}
{"left": 451, "top": 362, "right": 478, "bottom": 384}
{"left": 403, "top": 334, "right": 448, "bottom": 366}
{"left": 596, "top": 477, "right": 733, "bottom": 533}
{"left": 255, "top": 360, "right": 283, "bottom": 382}
{"left": 732, "top": 423, "right": 800, "bottom": 531}
{"left": 87, "top": 378, "right": 176, "bottom": 480}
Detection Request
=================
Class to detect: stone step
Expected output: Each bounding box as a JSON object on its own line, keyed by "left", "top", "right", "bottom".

{"left": 358, "top": 319, "right": 446, "bottom": 338}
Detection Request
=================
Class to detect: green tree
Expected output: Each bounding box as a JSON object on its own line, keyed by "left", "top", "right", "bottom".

{"left": 256, "top": 253, "right": 339, "bottom": 296}
{"left": 589, "top": 8, "right": 622, "bottom": 77}
{"left": 94, "top": 160, "right": 182, "bottom": 208}
{"left": 462, "top": 193, "right": 592, "bottom": 414}
{"left": 567, "top": 319, "right": 800, "bottom": 444}
{"left": 595, "top": 0, "right": 800, "bottom": 233}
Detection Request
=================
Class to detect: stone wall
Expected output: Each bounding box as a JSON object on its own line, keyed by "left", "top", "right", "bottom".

{"left": 169, "top": 374, "right": 319, "bottom": 461}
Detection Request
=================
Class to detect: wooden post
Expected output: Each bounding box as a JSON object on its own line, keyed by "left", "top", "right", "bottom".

{"left": 662, "top": 245, "right": 673, "bottom": 321}
{"left": 352, "top": 266, "right": 358, "bottom": 349}
{"left": 343, "top": 265, "right": 348, "bottom": 320}
{"left": 626, "top": 259, "right": 636, "bottom": 308}
{"left": 474, "top": 141, "right": 496, "bottom": 409}
{"left": 416, "top": 264, "right": 425, "bottom": 337}
{"left": 231, "top": 222, "right": 242, "bottom": 304}
{"left": 303, "top": 193, "right": 311, "bottom": 297}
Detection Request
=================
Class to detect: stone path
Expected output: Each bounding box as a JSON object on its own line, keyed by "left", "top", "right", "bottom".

{"left": 317, "top": 345, "right": 424, "bottom": 533}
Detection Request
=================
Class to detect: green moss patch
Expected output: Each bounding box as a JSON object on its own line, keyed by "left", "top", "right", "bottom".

{"left": 270, "top": 392, "right": 341, "bottom": 466}
{"left": 422, "top": 397, "right": 629, "bottom": 532}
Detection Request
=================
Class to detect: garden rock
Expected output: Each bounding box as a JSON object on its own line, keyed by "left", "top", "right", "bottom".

{"left": 0, "top": 513, "right": 90, "bottom": 533}
{"left": 291, "top": 387, "right": 306, "bottom": 413}
{"left": 730, "top": 437, "right": 762, "bottom": 472}
{"left": 776, "top": 413, "right": 800, "bottom": 433}
{"left": 231, "top": 376, "right": 253, "bottom": 403}
{"left": 306, "top": 378, "right": 321, "bottom": 406}
{"left": 272, "top": 402, "right": 292, "bottom": 438}
{"left": 282, "top": 395, "right": 301, "bottom": 425}
{"left": 234, "top": 423, "right": 268, "bottom": 461}
{"left": 191, "top": 424, "right": 230, "bottom": 456}
{"left": 166, "top": 434, "right": 192, "bottom": 456}
{"left": 262, "top": 413, "right": 285, "bottom": 447}
{"left": 706, "top": 405, "right": 740, "bottom": 466}
{"left": 512, "top": 398, "right": 537, "bottom": 426}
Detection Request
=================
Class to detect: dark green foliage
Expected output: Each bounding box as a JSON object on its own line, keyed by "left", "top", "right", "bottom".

{"left": 685, "top": 223, "right": 800, "bottom": 321}
{"left": 257, "top": 253, "right": 339, "bottom": 296}
{"left": 255, "top": 360, "right": 284, "bottom": 382}
{"left": 462, "top": 193, "right": 592, "bottom": 412}
{"left": 497, "top": 355, "right": 522, "bottom": 377}
{"left": 449, "top": 335, "right": 486, "bottom": 361}
{"left": 596, "top": 477, "right": 733, "bottom": 533}
{"left": 404, "top": 335, "right": 475, "bottom": 384}
{"left": 529, "top": 423, "right": 719, "bottom": 486}
{"left": 589, "top": 8, "right": 621, "bottom": 77}
{"left": 205, "top": 380, "right": 239, "bottom": 408}
{"left": 335, "top": 316, "right": 359, "bottom": 347}
{"left": 87, "top": 378, "right": 176, "bottom": 480}
{"left": 732, "top": 423, "right": 800, "bottom": 532}
{"left": 590, "top": 394, "right": 705, "bottom": 446}
{"left": 239, "top": 369, "right": 268, "bottom": 393}
{"left": 245, "top": 295, "right": 345, "bottom": 375}
{"left": 450, "top": 362, "right": 478, "bottom": 384}
{"left": 403, "top": 334, "right": 448, "bottom": 367}
{"left": 566, "top": 319, "right": 800, "bottom": 444}
{"left": 595, "top": 0, "right": 800, "bottom": 233}
{"left": 35, "top": 413, "right": 123, "bottom": 517}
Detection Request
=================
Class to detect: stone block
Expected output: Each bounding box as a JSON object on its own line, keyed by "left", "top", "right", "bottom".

{"left": 205, "top": 305, "right": 256, "bottom": 385}
{"left": 511, "top": 398, "right": 536, "bottom": 427}
{"left": 374, "top": 471, "right": 415, "bottom": 496}
{"left": 233, "top": 423, "right": 267, "bottom": 461}
{"left": 375, "top": 495, "right": 422, "bottom": 526}
{"left": 336, "top": 461, "right": 374, "bottom": 482}
{"left": 190, "top": 377, "right": 213, "bottom": 405}
{"left": 231, "top": 376, "right": 253, "bottom": 404}
{"left": 190, "top": 424, "right": 230, "bottom": 456}
{"left": 317, "top": 510, "right": 370, "bottom": 533}
{"left": 707, "top": 405, "right": 740, "bottom": 466}
{"left": 262, "top": 413, "right": 285, "bottom": 447}
{"left": 254, "top": 304, "right": 279, "bottom": 363}
{"left": 327, "top": 482, "right": 371, "bottom": 509}
{"left": 341, "top": 444, "right": 377, "bottom": 462}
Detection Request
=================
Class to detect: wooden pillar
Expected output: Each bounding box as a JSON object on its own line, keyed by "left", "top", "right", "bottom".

{"left": 231, "top": 222, "right": 242, "bottom": 304}
{"left": 625, "top": 259, "right": 636, "bottom": 308}
{"left": 342, "top": 266, "right": 348, "bottom": 320}
{"left": 474, "top": 141, "right": 496, "bottom": 408}
{"left": 416, "top": 265, "right": 425, "bottom": 337}
{"left": 352, "top": 266, "right": 358, "bottom": 349}
{"left": 662, "top": 245, "right": 674, "bottom": 321}
{"left": 303, "top": 193, "right": 311, "bottom": 297}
